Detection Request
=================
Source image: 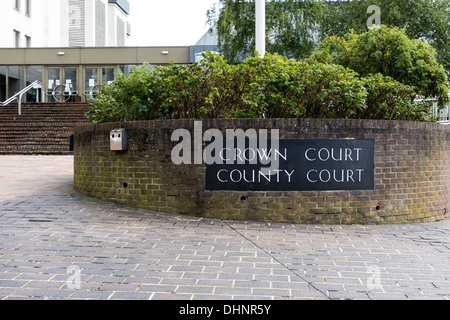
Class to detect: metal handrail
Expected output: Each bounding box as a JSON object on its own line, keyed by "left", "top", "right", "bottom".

{"left": 83, "top": 84, "right": 103, "bottom": 101}
{"left": 1, "top": 80, "right": 41, "bottom": 115}
{"left": 415, "top": 95, "right": 450, "bottom": 124}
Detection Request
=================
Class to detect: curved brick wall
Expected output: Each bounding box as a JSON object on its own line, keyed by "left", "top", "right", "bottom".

{"left": 74, "top": 119, "right": 450, "bottom": 224}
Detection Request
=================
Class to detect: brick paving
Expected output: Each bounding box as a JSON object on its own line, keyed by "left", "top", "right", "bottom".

{"left": 0, "top": 155, "right": 449, "bottom": 300}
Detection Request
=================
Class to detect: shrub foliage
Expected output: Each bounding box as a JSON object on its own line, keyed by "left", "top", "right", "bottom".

{"left": 87, "top": 27, "right": 448, "bottom": 124}
{"left": 311, "top": 26, "right": 449, "bottom": 105}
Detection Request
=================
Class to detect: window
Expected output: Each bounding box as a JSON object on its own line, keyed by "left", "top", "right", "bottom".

{"left": 25, "top": 0, "right": 31, "bottom": 16}
{"left": 14, "top": 30, "right": 20, "bottom": 48}
{"left": 0, "top": 66, "right": 6, "bottom": 102}
{"left": 25, "top": 35, "right": 31, "bottom": 48}
{"left": 8, "top": 66, "right": 25, "bottom": 98}
{"left": 102, "top": 68, "right": 115, "bottom": 85}
{"left": 119, "top": 65, "right": 137, "bottom": 76}
{"left": 117, "top": 17, "right": 125, "bottom": 46}
{"left": 26, "top": 65, "right": 43, "bottom": 103}
{"left": 126, "top": 22, "right": 131, "bottom": 37}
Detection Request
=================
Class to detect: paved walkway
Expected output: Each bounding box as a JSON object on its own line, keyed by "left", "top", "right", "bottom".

{"left": 0, "top": 155, "right": 449, "bottom": 300}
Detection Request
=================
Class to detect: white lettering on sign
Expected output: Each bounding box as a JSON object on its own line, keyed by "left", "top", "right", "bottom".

{"left": 305, "top": 148, "right": 362, "bottom": 162}
{"left": 217, "top": 169, "right": 295, "bottom": 184}
{"left": 306, "top": 169, "right": 365, "bottom": 183}
{"left": 304, "top": 146, "right": 366, "bottom": 185}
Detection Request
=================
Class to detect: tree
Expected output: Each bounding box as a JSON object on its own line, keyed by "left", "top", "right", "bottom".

{"left": 321, "top": 0, "right": 450, "bottom": 76}
{"left": 311, "top": 26, "right": 449, "bottom": 105}
{"left": 207, "top": 0, "right": 450, "bottom": 75}
{"left": 206, "top": 0, "right": 325, "bottom": 63}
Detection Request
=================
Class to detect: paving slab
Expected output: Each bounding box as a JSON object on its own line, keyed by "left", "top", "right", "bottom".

{"left": 0, "top": 155, "right": 449, "bottom": 300}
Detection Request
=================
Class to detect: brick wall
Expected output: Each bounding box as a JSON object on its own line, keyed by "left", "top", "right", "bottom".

{"left": 74, "top": 119, "right": 450, "bottom": 224}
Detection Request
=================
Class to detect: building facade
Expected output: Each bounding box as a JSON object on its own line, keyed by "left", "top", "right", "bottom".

{"left": 0, "top": 1, "right": 218, "bottom": 104}
{"left": 0, "top": 46, "right": 190, "bottom": 103}
{"left": 190, "top": 26, "right": 219, "bottom": 63}
{"left": 0, "top": 0, "right": 130, "bottom": 48}
{"left": 0, "top": 0, "right": 132, "bottom": 103}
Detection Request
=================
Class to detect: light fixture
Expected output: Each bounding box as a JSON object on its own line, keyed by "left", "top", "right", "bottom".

{"left": 58, "top": 52, "right": 65, "bottom": 56}
{"left": 161, "top": 51, "right": 169, "bottom": 55}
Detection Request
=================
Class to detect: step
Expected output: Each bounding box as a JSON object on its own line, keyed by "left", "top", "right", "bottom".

{"left": 0, "top": 121, "right": 87, "bottom": 127}
{"left": 0, "top": 135, "right": 72, "bottom": 140}
{"left": 0, "top": 102, "right": 89, "bottom": 155}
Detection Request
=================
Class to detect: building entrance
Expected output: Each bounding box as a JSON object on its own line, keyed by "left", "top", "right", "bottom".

{"left": 44, "top": 66, "right": 117, "bottom": 102}
{"left": 46, "top": 67, "right": 79, "bottom": 102}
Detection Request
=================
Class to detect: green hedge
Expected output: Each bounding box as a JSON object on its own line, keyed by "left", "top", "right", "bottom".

{"left": 87, "top": 52, "right": 431, "bottom": 123}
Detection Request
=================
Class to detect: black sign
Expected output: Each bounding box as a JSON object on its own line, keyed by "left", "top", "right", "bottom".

{"left": 205, "top": 139, "right": 374, "bottom": 191}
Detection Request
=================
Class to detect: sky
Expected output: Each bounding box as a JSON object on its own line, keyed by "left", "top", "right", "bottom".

{"left": 127, "top": 0, "right": 219, "bottom": 46}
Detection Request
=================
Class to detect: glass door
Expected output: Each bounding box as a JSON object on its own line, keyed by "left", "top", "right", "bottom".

{"left": 102, "top": 67, "right": 115, "bottom": 85}
{"left": 83, "top": 66, "right": 116, "bottom": 102}
{"left": 47, "top": 68, "right": 61, "bottom": 102}
{"left": 64, "top": 68, "right": 78, "bottom": 102}
{"left": 46, "top": 67, "right": 78, "bottom": 102}
{"left": 84, "top": 68, "right": 99, "bottom": 101}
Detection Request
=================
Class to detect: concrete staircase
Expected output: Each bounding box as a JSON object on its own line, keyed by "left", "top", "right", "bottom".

{"left": 0, "top": 103, "right": 90, "bottom": 155}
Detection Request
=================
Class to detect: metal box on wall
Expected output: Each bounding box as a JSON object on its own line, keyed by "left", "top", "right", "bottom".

{"left": 110, "top": 128, "right": 127, "bottom": 151}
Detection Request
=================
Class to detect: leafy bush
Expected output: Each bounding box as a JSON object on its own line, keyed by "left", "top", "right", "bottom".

{"left": 360, "top": 73, "right": 431, "bottom": 121}
{"left": 86, "top": 63, "right": 210, "bottom": 122}
{"left": 86, "top": 50, "right": 434, "bottom": 123}
{"left": 239, "top": 54, "right": 368, "bottom": 119}
{"left": 311, "top": 26, "right": 449, "bottom": 105}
